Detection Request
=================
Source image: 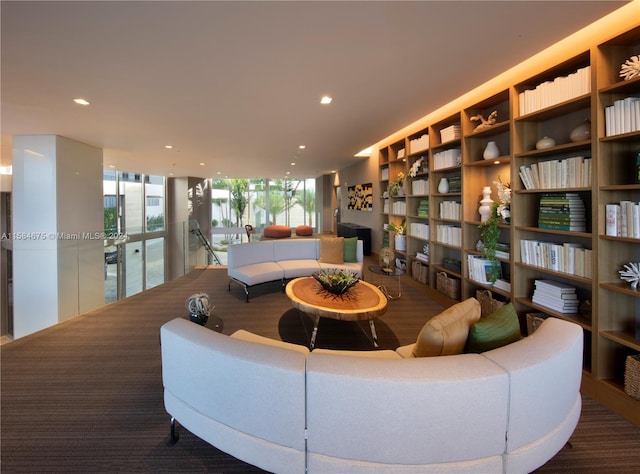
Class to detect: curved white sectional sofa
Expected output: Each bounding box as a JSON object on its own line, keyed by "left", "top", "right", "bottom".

{"left": 160, "top": 316, "right": 583, "bottom": 473}
{"left": 227, "top": 238, "right": 364, "bottom": 301}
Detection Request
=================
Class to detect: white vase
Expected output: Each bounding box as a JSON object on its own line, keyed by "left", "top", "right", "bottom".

{"left": 438, "top": 177, "right": 449, "bottom": 194}
{"left": 394, "top": 234, "right": 406, "bottom": 252}
{"left": 536, "top": 136, "right": 556, "bottom": 150}
{"left": 478, "top": 186, "right": 493, "bottom": 222}
{"left": 483, "top": 141, "right": 499, "bottom": 160}
{"left": 570, "top": 119, "right": 591, "bottom": 142}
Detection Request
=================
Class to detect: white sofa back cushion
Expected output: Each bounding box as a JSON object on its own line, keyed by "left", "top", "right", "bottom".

{"left": 227, "top": 241, "right": 275, "bottom": 267}
{"left": 161, "top": 318, "right": 307, "bottom": 473}
{"left": 305, "top": 352, "right": 509, "bottom": 471}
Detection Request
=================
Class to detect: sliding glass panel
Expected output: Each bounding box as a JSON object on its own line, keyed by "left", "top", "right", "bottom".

{"left": 145, "top": 175, "right": 165, "bottom": 232}
{"left": 145, "top": 237, "right": 164, "bottom": 289}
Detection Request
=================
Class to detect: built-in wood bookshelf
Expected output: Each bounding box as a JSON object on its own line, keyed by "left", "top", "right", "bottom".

{"left": 377, "top": 23, "right": 640, "bottom": 426}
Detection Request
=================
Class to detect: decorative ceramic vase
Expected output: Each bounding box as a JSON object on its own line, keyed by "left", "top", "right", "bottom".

{"left": 478, "top": 186, "right": 493, "bottom": 222}
{"left": 394, "top": 234, "right": 406, "bottom": 252}
{"left": 536, "top": 136, "right": 556, "bottom": 150}
{"left": 438, "top": 177, "right": 449, "bottom": 194}
{"left": 570, "top": 119, "right": 591, "bottom": 142}
{"left": 483, "top": 141, "right": 500, "bottom": 160}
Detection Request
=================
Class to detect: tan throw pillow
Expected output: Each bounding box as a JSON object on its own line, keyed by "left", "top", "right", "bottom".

{"left": 319, "top": 237, "right": 344, "bottom": 264}
{"left": 412, "top": 298, "right": 481, "bottom": 357}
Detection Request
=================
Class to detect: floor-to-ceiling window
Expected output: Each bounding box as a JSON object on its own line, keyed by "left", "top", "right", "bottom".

{"left": 103, "top": 171, "right": 166, "bottom": 303}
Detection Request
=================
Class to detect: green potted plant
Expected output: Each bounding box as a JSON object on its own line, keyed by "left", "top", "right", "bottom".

{"left": 478, "top": 204, "right": 501, "bottom": 283}
{"left": 388, "top": 172, "right": 406, "bottom": 196}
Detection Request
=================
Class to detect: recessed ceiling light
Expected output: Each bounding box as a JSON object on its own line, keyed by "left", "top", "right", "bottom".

{"left": 199, "top": 162, "right": 205, "bottom": 166}
{"left": 299, "top": 145, "right": 306, "bottom": 150}
{"left": 291, "top": 162, "right": 296, "bottom": 166}
{"left": 165, "top": 145, "right": 173, "bottom": 149}
{"left": 73, "top": 98, "right": 90, "bottom": 106}
{"left": 320, "top": 96, "right": 332, "bottom": 105}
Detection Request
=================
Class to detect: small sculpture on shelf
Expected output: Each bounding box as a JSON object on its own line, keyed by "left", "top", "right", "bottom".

{"left": 470, "top": 110, "right": 498, "bottom": 132}
{"left": 620, "top": 55, "right": 640, "bottom": 81}
{"left": 493, "top": 176, "right": 511, "bottom": 224}
{"left": 619, "top": 262, "right": 640, "bottom": 289}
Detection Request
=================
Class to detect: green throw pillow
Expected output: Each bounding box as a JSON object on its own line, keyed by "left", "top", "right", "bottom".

{"left": 343, "top": 237, "right": 358, "bottom": 263}
{"left": 465, "top": 303, "right": 522, "bottom": 353}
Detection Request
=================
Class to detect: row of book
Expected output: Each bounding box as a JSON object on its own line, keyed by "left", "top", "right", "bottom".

{"left": 467, "top": 255, "right": 502, "bottom": 285}
{"left": 538, "top": 193, "right": 586, "bottom": 232}
{"left": 532, "top": 279, "right": 579, "bottom": 314}
{"left": 439, "top": 200, "right": 461, "bottom": 220}
{"left": 391, "top": 200, "right": 407, "bottom": 215}
{"left": 604, "top": 97, "right": 640, "bottom": 136}
{"left": 409, "top": 134, "right": 429, "bottom": 154}
{"left": 519, "top": 156, "right": 591, "bottom": 190}
{"left": 412, "top": 179, "right": 429, "bottom": 195}
{"left": 440, "top": 124, "right": 461, "bottom": 143}
{"left": 409, "top": 223, "right": 429, "bottom": 240}
{"left": 520, "top": 240, "right": 592, "bottom": 278}
{"left": 433, "top": 148, "right": 461, "bottom": 170}
{"left": 416, "top": 199, "right": 429, "bottom": 217}
{"left": 435, "top": 225, "right": 461, "bottom": 246}
{"left": 518, "top": 65, "right": 591, "bottom": 115}
{"left": 380, "top": 167, "right": 389, "bottom": 181}
{"left": 605, "top": 201, "right": 640, "bottom": 238}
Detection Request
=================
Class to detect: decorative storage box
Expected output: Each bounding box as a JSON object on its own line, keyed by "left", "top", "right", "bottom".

{"left": 476, "top": 290, "right": 506, "bottom": 318}
{"left": 624, "top": 355, "right": 640, "bottom": 400}
{"left": 436, "top": 272, "right": 460, "bottom": 299}
{"left": 526, "top": 312, "right": 549, "bottom": 335}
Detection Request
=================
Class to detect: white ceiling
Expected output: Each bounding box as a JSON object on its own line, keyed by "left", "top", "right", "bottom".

{"left": 0, "top": 1, "right": 628, "bottom": 180}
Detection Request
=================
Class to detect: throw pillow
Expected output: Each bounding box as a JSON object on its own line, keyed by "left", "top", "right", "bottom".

{"left": 343, "top": 237, "right": 358, "bottom": 263}
{"left": 319, "top": 237, "right": 344, "bottom": 264}
{"left": 465, "top": 303, "right": 522, "bottom": 353}
{"left": 412, "top": 298, "right": 481, "bottom": 357}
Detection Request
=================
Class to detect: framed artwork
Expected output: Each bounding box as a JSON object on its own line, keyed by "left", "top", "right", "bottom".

{"left": 347, "top": 183, "right": 373, "bottom": 211}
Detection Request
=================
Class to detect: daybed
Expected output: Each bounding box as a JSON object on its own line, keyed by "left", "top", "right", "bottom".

{"left": 227, "top": 237, "right": 363, "bottom": 301}
{"left": 160, "top": 298, "right": 584, "bottom": 473}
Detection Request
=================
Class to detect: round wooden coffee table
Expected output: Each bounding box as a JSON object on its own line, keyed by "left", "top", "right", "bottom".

{"left": 285, "top": 277, "right": 388, "bottom": 349}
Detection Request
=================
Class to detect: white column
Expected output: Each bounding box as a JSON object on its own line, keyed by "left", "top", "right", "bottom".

{"left": 12, "top": 135, "right": 104, "bottom": 338}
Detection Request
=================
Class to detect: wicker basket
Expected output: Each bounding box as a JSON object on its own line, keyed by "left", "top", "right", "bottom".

{"left": 436, "top": 272, "right": 460, "bottom": 299}
{"left": 526, "top": 312, "right": 549, "bottom": 335}
{"left": 624, "top": 354, "right": 640, "bottom": 400}
{"left": 476, "top": 290, "right": 506, "bottom": 318}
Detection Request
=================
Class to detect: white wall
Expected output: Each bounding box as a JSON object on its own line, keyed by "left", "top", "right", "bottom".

{"left": 12, "top": 135, "right": 103, "bottom": 338}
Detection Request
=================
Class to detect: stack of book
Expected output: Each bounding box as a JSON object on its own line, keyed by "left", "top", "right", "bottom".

{"left": 440, "top": 124, "right": 461, "bottom": 143}
{"left": 532, "top": 279, "right": 579, "bottom": 314}
{"left": 493, "top": 277, "right": 511, "bottom": 292}
{"left": 538, "top": 193, "right": 586, "bottom": 232}
{"left": 448, "top": 175, "right": 462, "bottom": 193}
{"left": 410, "top": 222, "right": 429, "bottom": 240}
{"left": 415, "top": 243, "right": 430, "bottom": 264}
{"left": 439, "top": 200, "right": 461, "bottom": 220}
{"left": 417, "top": 199, "right": 429, "bottom": 217}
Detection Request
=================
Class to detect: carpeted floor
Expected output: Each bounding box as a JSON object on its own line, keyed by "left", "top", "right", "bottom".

{"left": 1, "top": 264, "right": 639, "bottom": 473}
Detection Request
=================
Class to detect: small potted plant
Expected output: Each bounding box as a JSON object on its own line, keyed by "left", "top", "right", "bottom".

{"left": 186, "top": 292, "right": 213, "bottom": 326}
{"left": 389, "top": 172, "right": 406, "bottom": 196}
{"left": 388, "top": 218, "right": 407, "bottom": 251}
{"left": 312, "top": 269, "right": 360, "bottom": 296}
{"left": 478, "top": 205, "right": 501, "bottom": 283}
